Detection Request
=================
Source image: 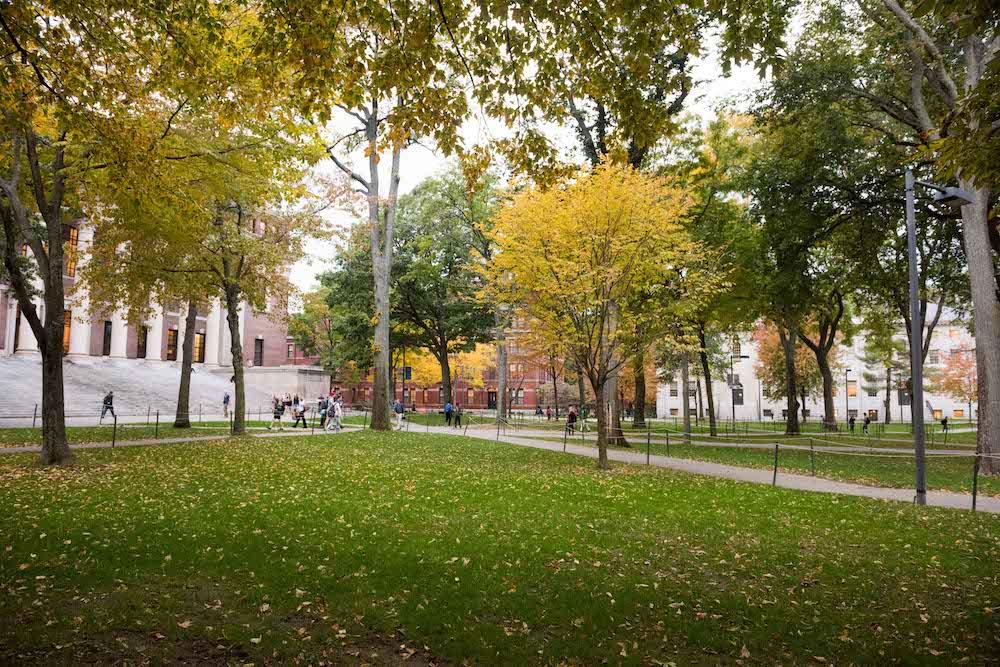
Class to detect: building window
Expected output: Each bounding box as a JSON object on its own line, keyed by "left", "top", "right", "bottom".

{"left": 509, "top": 362, "right": 524, "bottom": 376}
{"left": 287, "top": 343, "right": 294, "bottom": 359}
{"left": 953, "top": 409, "right": 964, "bottom": 418}
{"left": 669, "top": 408, "right": 678, "bottom": 416}
{"left": 669, "top": 384, "right": 678, "bottom": 397}
{"left": 867, "top": 386, "right": 878, "bottom": 397}
{"left": 63, "top": 226, "right": 79, "bottom": 277}
{"left": 467, "top": 388, "right": 475, "bottom": 403}
{"left": 62, "top": 310, "right": 71, "bottom": 354}
{"left": 731, "top": 338, "right": 741, "bottom": 356}
{"left": 932, "top": 409, "right": 943, "bottom": 420}
{"left": 688, "top": 381, "right": 696, "bottom": 397}
{"left": 166, "top": 329, "right": 178, "bottom": 361}
{"left": 512, "top": 388, "right": 524, "bottom": 405}
{"left": 102, "top": 320, "right": 113, "bottom": 356}
{"left": 137, "top": 326, "right": 148, "bottom": 359}
{"left": 763, "top": 409, "right": 773, "bottom": 418}
{"left": 847, "top": 380, "right": 857, "bottom": 397}
{"left": 948, "top": 328, "right": 960, "bottom": 341}
{"left": 254, "top": 338, "right": 264, "bottom": 367}
{"left": 929, "top": 349, "right": 940, "bottom": 364}
{"left": 193, "top": 333, "right": 205, "bottom": 363}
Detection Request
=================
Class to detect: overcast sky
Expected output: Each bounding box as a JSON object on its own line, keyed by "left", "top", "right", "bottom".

{"left": 288, "top": 38, "right": 767, "bottom": 292}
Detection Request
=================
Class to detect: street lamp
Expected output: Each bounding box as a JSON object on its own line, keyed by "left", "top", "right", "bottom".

{"left": 844, "top": 368, "right": 852, "bottom": 426}
{"left": 729, "top": 353, "right": 749, "bottom": 423}
{"left": 904, "top": 169, "right": 974, "bottom": 505}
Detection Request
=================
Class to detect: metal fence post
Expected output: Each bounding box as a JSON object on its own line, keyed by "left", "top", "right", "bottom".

{"left": 972, "top": 454, "right": 981, "bottom": 512}
{"left": 112, "top": 414, "right": 118, "bottom": 448}
{"left": 146, "top": 405, "right": 150, "bottom": 426}
{"left": 772, "top": 444, "right": 779, "bottom": 486}
{"left": 155, "top": 410, "right": 159, "bottom": 438}
{"left": 32, "top": 403, "right": 38, "bottom": 429}
{"left": 199, "top": 403, "right": 202, "bottom": 424}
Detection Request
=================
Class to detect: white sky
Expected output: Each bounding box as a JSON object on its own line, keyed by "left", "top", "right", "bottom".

{"left": 289, "top": 39, "right": 767, "bottom": 292}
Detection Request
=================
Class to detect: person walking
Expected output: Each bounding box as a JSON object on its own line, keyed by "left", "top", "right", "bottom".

{"left": 444, "top": 400, "right": 453, "bottom": 426}
{"left": 394, "top": 399, "right": 405, "bottom": 429}
{"left": 317, "top": 395, "right": 328, "bottom": 429}
{"left": 267, "top": 397, "right": 285, "bottom": 430}
{"left": 454, "top": 403, "right": 463, "bottom": 428}
{"left": 291, "top": 400, "right": 308, "bottom": 428}
{"left": 100, "top": 391, "right": 116, "bottom": 423}
{"left": 862, "top": 414, "right": 871, "bottom": 435}
{"left": 332, "top": 399, "right": 343, "bottom": 432}
{"left": 546, "top": 406, "right": 552, "bottom": 421}
{"left": 848, "top": 415, "right": 856, "bottom": 435}
{"left": 566, "top": 407, "right": 577, "bottom": 434}
{"left": 223, "top": 391, "right": 231, "bottom": 418}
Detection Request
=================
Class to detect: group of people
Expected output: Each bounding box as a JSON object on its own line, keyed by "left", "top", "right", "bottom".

{"left": 443, "top": 401, "right": 464, "bottom": 427}
{"left": 847, "top": 414, "right": 873, "bottom": 435}
{"left": 267, "top": 391, "right": 344, "bottom": 432}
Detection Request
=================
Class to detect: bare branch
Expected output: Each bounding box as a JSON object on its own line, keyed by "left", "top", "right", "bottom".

{"left": 881, "top": 0, "right": 959, "bottom": 104}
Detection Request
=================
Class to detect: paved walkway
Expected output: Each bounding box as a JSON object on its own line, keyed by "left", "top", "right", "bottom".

{"left": 428, "top": 425, "right": 999, "bottom": 514}
{"left": 2, "top": 424, "right": 995, "bottom": 514}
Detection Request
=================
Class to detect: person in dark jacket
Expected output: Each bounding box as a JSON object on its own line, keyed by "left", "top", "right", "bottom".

{"left": 100, "top": 391, "right": 116, "bottom": 423}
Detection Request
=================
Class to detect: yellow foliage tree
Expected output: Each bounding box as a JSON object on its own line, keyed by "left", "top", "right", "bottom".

{"left": 488, "top": 163, "right": 722, "bottom": 468}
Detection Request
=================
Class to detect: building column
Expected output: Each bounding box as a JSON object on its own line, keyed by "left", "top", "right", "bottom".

{"left": 204, "top": 299, "right": 222, "bottom": 366}
{"left": 145, "top": 305, "right": 164, "bottom": 361}
{"left": 66, "top": 225, "right": 94, "bottom": 358}
{"left": 109, "top": 310, "right": 128, "bottom": 358}
{"left": 14, "top": 299, "right": 40, "bottom": 354}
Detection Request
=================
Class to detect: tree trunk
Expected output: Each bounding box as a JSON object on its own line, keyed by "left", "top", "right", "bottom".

{"left": 607, "top": 368, "right": 627, "bottom": 446}
{"left": 550, "top": 360, "right": 560, "bottom": 418}
{"left": 695, "top": 378, "right": 703, "bottom": 424}
{"left": 591, "top": 377, "right": 609, "bottom": 469}
{"left": 577, "top": 371, "right": 586, "bottom": 411}
{"left": 816, "top": 353, "right": 837, "bottom": 431}
{"left": 370, "top": 247, "right": 392, "bottom": 430}
{"left": 778, "top": 326, "right": 800, "bottom": 435}
{"left": 884, "top": 367, "right": 892, "bottom": 424}
{"left": 698, "top": 329, "right": 717, "bottom": 436}
{"left": 800, "top": 387, "right": 808, "bottom": 424}
{"left": 632, "top": 353, "right": 646, "bottom": 427}
{"left": 496, "top": 326, "right": 508, "bottom": 421}
{"left": 958, "top": 183, "right": 1000, "bottom": 474}
{"left": 439, "top": 346, "right": 453, "bottom": 406}
{"left": 681, "top": 352, "right": 691, "bottom": 444}
{"left": 39, "top": 304, "right": 70, "bottom": 465}
{"left": 174, "top": 300, "right": 198, "bottom": 428}
{"left": 223, "top": 287, "right": 246, "bottom": 435}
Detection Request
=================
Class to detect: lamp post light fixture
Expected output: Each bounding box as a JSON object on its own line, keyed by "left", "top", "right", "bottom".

{"left": 904, "top": 169, "right": 974, "bottom": 505}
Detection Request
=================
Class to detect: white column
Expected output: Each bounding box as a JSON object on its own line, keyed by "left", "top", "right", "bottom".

{"left": 14, "top": 299, "right": 40, "bottom": 354}
{"left": 109, "top": 310, "right": 128, "bottom": 358}
{"left": 66, "top": 227, "right": 93, "bottom": 357}
{"left": 237, "top": 301, "right": 247, "bottom": 366}
{"left": 145, "top": 305, "right": 164, "bottom": 361}
{"left": 204, "top": 299, "right": 221, "bottom": 366}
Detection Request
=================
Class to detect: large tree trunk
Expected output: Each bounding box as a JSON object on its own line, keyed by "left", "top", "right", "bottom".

{"left": 695, "top": 378, "right": 703, "bottom": 424}
{"left": 800, "top": 387, "right": 808, "bottom": 424}
{"left": 697, "top": 328, "right": 717, "bottom": 436}
{"left": 577, "top": 371, "right": 586, "bottom": 411}
{"left": 496, "top": 325, "right": 508, "bottom": 420}
{"left": 607, "top": 369, "right": 627, "bottom": 446}
{"left": 438, "top": 346, "right": 453, "bottom": 406}
{"left": 816, "top": 353, "right": 836, "bottom": 431}
{"left": 681, "top": 352, "right": 691, "bottom": 443}
{"left": 778, "top": 325, "right": 801, "bottom": 435}
{"left": 550, "top": 359, "right": 560, "bottom": 418}
{"left": 39, "top": 299, "right": 69, "bottom": 465}
{"left": 591, "top": 377, "right": 609, "bottom": 469}
{"left": 174, "top": 301, "right": 198, "bottom": 428}
{"left": 224, "top": 287, "right": 246, "bottom": 435}
{"left": 632, "top": 353, "right": 646, "bottom": 427}
{"left": 959, "top": 184, "right": 1000, "bottom": 474}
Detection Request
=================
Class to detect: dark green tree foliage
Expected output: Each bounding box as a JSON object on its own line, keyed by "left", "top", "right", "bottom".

{"left": 391, "top": 172, "right": 495, "bottom": 404}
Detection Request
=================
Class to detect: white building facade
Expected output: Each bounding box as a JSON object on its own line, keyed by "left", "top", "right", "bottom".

{"left": 656, "top": 320, "right": 978, "bottom": 425}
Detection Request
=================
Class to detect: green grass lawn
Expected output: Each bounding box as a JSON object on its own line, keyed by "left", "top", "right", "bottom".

{"left": 0, "top": 424, "right": 231, "bottom": 448}
{"left": 538, "top": 431, "right": 995, "bottom": 496}
{"left": 1, "top": 431, "right": 998, "bottom": 665}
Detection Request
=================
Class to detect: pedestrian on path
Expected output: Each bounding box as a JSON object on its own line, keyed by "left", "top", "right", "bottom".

{"left": 566, "top": 407, "right": 577, "bottom": 434}
{"left": 863, "top": 414, "right": 871, "bottom": 435}
{"left": 849, "top": 415, "right": 856, "bottom": 434}
{"left": 100, "top": 391, "right": 116, "bottom": 423}
{"left": 223, "top": 392, "right": 230, "bottom": 418}
{"left": 267, "top": 397, "right": 285, "bottom": 430}
{"left": 292, "top": 401, "right": 308, "bottom": 428}
{"left": 328, "top": 399, "right": 343, "bottom": 432}
{"left": 941, "top": 416, "right": 949, "bottom": 433}
{"left": 394, "top": 399, "right": 405, "bottom": 429}
{"left": 444, "top": 401, "right": 453, "bottom": 426}
{"left": 454, "top": 403, "right": 463, "bottom": 428}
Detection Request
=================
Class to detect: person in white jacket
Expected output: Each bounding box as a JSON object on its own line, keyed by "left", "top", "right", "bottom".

{"left": 325, "top": 399, "right": 343, "bottom": 433}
